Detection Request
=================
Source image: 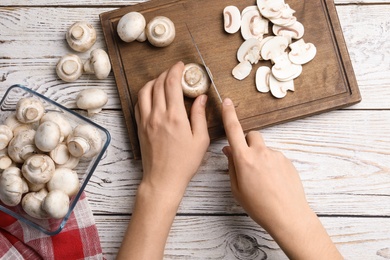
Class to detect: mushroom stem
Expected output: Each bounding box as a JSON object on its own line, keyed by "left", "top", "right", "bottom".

{"left": 68, "top": 137, "right": 91, "bottom": 157}
{"left": 62, "top": 60, "right": 79, "bottom": 75}
{"left": 184, "top": 67, "right": 202, "bottom": 87}
{"left": 71, "top": 25, "right": 84, "bottom": 40}
{"left": 153, "top": 24, "right": 166, "bottom": 36}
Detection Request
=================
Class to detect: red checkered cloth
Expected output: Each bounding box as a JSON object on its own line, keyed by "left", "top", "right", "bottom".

{"left": 0, "top": 192, "right": 104, "bottom": 260}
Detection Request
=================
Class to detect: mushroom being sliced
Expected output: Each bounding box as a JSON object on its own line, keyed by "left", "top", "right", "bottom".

{"left": 255, "top": 66, "right": 271, "bottom": 93}
{"left": 181, "top": 63, "right": 210, "bottom": 98}
{"left": 289, "top": 39, "right": 317, "bottom": 65}
{"left": 223, "top": 6, "right": 241, "bottom": 34}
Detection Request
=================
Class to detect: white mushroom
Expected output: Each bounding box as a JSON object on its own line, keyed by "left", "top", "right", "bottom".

{"left": 50, "top": 143, "right": 79, "bottom": 169}
{"left": 269, "top": 74, "right": 294, "bottom": 98}
{"left": 76, "top": 88, "right": 108, "bottom": 116}
{"left": 181, "top": 63, "right": 211, "bottom": 98}
{"left": 269, "top": 4, "right": 297, "bottom": 27}
{"left": 25, "top": 178, "right": 46, "bottom": 192}
{"left": 257, "top": 0, "right": 286, "bottom": 19}
{"left": 41, "top": 190, "right": 70, "bottom": 219}
{"left": 22, "top": 189, "right": 49, "bottom": 219}
{"left": 255, "top": 66, "right": 271, "bottom": 93}
{"left": 34, "top": 121, "right": 62, "bottom": 152}
{"left": 223, "top": 6, "right": 241, "bottom": 34}
{"left": 0, "top": 148, "right": 13, "bottom": 170}
{"left": 273, "top": 21, "right": 304, "bottom": 42}
{"left": 0, "top": 125, "right": 13, "bottom": 150}
{"left": 145, "top": 16, "right": 176, "bottom": 47}
{"left": 40, "top": 112, "right": 72, "bottom": 141}
{"left": 22, "top": 154, "right": 55, "bottom": 185}
{"left": 288, "top": 39, "right": 317, "bottom": 65}
{"left": 260, "top": 36, "right": 289, "bottom": 62}
{"left": 83, "top": 49, "right": 112, "bottom": 80}
{"left": 0, "top": 167, "right": 26, "bottom": 206}
{"left": 5, "top": 113, "right": 36, "bottom": 136}
{"left": 67, "top": 124, "right": 102, "bottom": 158}
{"left": 47, "top": 168, "right": 80, "bottom": 197}
{"left": 117, "top": 12, "right": 147, "bottom": 43}
{"left": 56, "top": 54, "right": 83, "bottom": 82}
{"left": 271, "top": 52, "right": 302, "bottom": 82}
{"left": 8, "top": 129, "right": 38, "bottom": 164}
{"left": 237, "top": 38, "right": 262, "bottom": 64}
{"left": 241, "top": 7, "right": 268, "bottom": 40}
{"left": 66, "top": 21, "right": 97, "bottom": 53}
{"left": 16, "top": 97, "right": 45, "bottom": 124}
{"left": 232, "top": 60, "right": 252, "bottom": 81}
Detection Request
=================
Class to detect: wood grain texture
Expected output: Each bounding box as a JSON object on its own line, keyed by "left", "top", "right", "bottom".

{"left": 95, "top": 215, "right": 390, "bottom": 259}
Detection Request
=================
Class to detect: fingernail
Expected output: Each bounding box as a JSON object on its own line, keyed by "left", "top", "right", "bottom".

{"left": 200, "top": 95, "right": 208, "bottom": 106}
{"left": 222, "top": 146, "right": 230, "bottom": 157}
{"left": 223, "top": 98, "right": 233, "bottom": 106}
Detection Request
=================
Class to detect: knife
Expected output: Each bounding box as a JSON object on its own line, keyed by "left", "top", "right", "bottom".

{"left": 186, "top": 24, "right": 223, "bottom": 103}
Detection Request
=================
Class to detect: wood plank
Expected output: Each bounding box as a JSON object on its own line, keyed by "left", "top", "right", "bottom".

{"left": 95, "top": 215, "right": 390, "bottom": 259}
{"left": 0, "top": 0, "right": 388, "bottom": 6}
{"left": 83, "top": 109, "right": 390, "bottom": 216}
{"left": 1, "top": 5, "right": 389, "bottom": 109}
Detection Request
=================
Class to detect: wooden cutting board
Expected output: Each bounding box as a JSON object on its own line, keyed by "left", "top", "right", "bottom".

{"left": 100, "top": 0, "right": 361, "bottom": 159}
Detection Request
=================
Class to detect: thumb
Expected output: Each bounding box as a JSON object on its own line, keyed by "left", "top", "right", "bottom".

{"left": 190, "top": 94, "right": 209, "bottom": 140}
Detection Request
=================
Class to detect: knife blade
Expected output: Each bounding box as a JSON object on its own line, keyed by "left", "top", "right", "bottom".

{"left": 186, "top": 24, "right": 223, "bottom": 103}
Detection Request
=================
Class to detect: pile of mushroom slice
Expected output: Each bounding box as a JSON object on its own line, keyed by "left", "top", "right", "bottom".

{"left": 0, "top": 97, "right": 103, "bottom": 220}
{"left": 224, "top": 0, "right": 317, "bottom": 98}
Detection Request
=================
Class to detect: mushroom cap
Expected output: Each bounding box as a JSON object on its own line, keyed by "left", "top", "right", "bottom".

{"left": 0, "top": 125, "right": 13, "bottom": 150}
{"left": 22, "top": 154, "right": 55, "bottom": 185}
{"left": 40, "top": 112, "right": 72, "bottom": 141}
{"left": 42, "top": 190, "right": 70, "bottom": 219}
{"left": 5, "top": 113, "right": 36, "bottom": 136}
{"left": 241, "top": 8, "right": 268, "bottom": 40}
{"left": 117, "top": 12, "right": 146, "bottom": 43}
{"left": 47, "top": 168, "right": 80, "bottom": 197}
{"left": 83, "top": 49, "right": 112, "bottom": 80}
{"left": 66, "top": 21, "right": 97, "bottom": 52}
{"left": 232, "top": 60, "right": 252, "bottom": 81}
{"left": 56, "top": 54, "right": 83, "bottom": 82}
{"left": 35, "top": 121, "right": 62, "bottom": 152}
{"left": 76, "top": 88, "right": 108, "bottom": 116}
{"left": 181, "top": 63, "right": 211, "bottom": 98}
{"left": 145, "top": 16, "right": 176, "bottom": 47}
{"left": 8, "top": 129, "right": 38, "bottom": 164}
{"left": 16, "top": 97, "right": 45, "bottom": 124}
{"left": 67, "top": 124, "right": 102, "bottom": 158}
{"left": 255, "top": 66, "right": 271, "bottom": 93}
{"left": 0, "top": 167, "right": 24, "bottom": 206}
{"left": 223, "top": 5, "right": 241, "bottom": 34}
{"left": 22, "top": 189, "right": 49, "bottom": 219}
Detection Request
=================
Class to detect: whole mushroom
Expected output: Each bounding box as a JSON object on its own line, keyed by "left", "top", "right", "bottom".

{"left": 67, "top": 124, "right": 102, "bottom": 158}
{"left": 5, "top": 113, "right": 35, "bottom": 136}
{"left": 181, "top": 63, "right": 210, "bottom": 98}
{"left": 66, "top": 21, "right": 97, "bottom": 53}
{"left": 56, "top": 54, "right": 83, "bottom": 82}
{"left": 117, "top": 12, "right": 147, "bottom": 43}
{"left": 145, "top": 16, "right": 176, "bottom": 47}
{"left": 22, "top": 189, "right": 49, "bottom": 219}
{"left": 22, "top": 154, "right": 55, "bottom": 185}
{"left": 0, "top": 167, "right": 28, "bottom": 207}
{"left": 0, "top": 125, "right": 13, "bottom": 150}
{"left": 76, "top": 88, "right": 108, "bottom": 116}
{"left": 16, "top": 97, "right": 45, "bottom": 124}
{"left": 83, "top": 49, "right": 112, "bottom": 80}
{"left": 41, "top": 190, "right": 70, "bottom": 219}
{"left": 50, "top": 143, "right": 79, "bottom": 168}
{"left": 40, "top": 112, "right": 72, "bottom": 141}
{"left": 0, "top": 148, "right": 13, "bottom": 170}
{"left": 8, "top": 129, "right": 39, "bottom": 164}
{"left": 34, "top": 121, "right": 62, "bottom": 152}
{"left": 47, "top": 168, "right": 80, "bottom": 197}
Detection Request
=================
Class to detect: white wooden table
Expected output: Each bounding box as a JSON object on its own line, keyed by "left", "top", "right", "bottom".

{"left": 1, "top": 0, "right": 389, "bottom": 259}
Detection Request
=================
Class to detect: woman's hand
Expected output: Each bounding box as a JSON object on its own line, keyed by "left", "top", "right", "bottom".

{"left": 135, "top": 61, "right": 210, "bottom": 197}
{"left": 221, "top": 98, "right": 343, "bottom": 260}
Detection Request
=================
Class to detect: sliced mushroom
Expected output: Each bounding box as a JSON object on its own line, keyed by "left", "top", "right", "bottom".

{"left": 223, "top": 6, "right": 241, "bottom": 34}
{"left": 269, "top": 4, "right": 297, "bottom": 27}
{"left": 145, "top": 16, "right": 176, "bottom": 47}
{"left": 272, "top": 52, "right": 302, "bottom": 82}
{"left": 273, "top": 21, "right": 304, "bottom": 42}
{"left": 0, "top": 167, "right": 26, "bottom": 206}
{"left": 117, "top": 12, "right": 147, "bottom": 43}
{"left": 16, "top": 97, "right": 45, "bottom": 124}
{"left": 22, "top": 154, "right": 55, "bottom": 185}
{"left": 42, "top": 190, "right": 70, "bottom": 219}
{"left": 66, "top": 21, "right": 97, "bottom": 53}
{"left": 269, "top": 74, "right": 294, "bottom": 98}
{"left": 40, "top": 112, "right": 72, "bottom": 141}
{"left": 22, "top": 189, "right": 49, "bottom": 219}
{"left": 0, "top": 125, "right": 13, "bottom": 150}
{"left": 8, "top": 129, "right": 38, "bottom": 164}
{"left": 181, "top": 63, "right": 211, "bottom": 98}
{"left": 288, "top": 39, "right": 317, "bottom": 65}
{"left": 76, "top": 88, "right": 108, "bottom": 116}
{"left": 83, "top": 49, "right": 111, "bottom": 80}
{"left": 255, "top": 66, "right": 271, "bottom": 93}
{"left": 241, "top": 7, "right": 268, "bottom": 40}
{"left": 35, "top": 121, "right": 62, "bottom": 152}
{"left": 67, "top": 124, "right": 102, "bottom": 158}
{"left": 257, "top": 0, "right": 286, "bottom": 19}
{"left": 56, "top": 54, "right": 83, "bottom": 82}
{"left": 47, "top": 168, "right": 80, "bottom": 197}
{"left": 260, "top": 36, "right": 289, "bottom": 62}
{"left": 237, "top": 38, "right": 262, "bottom": 64}
{"left": 232, "top": 60, "right": 252, "bottom": 81}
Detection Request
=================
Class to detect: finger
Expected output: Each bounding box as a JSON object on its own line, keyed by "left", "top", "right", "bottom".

{"left": 190, "top": 94, "right": 209, "bottom": 141}
{"left": 165, "top": 61, "right": 186, "bottom": 112}
{"left": 222, "top": 146, "right": 239, "bottom": 194}
{"left": 221, "top": 98, "right": 247, "bottom": 151}
{"left": 152, "top": 69, "right": 169, "bottom": 112}
{"left": 134, "top": 102, "right": 141, "bottom": 126}
{"left": 137, "top": 79, "right": 155, "bottom": 119}
{"left": 245, "top": 131, "right": 267, "bottom": 149}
